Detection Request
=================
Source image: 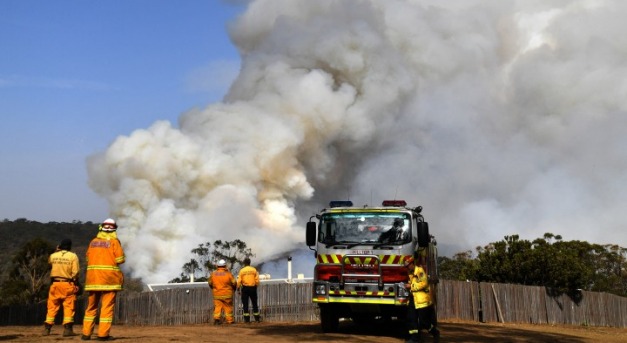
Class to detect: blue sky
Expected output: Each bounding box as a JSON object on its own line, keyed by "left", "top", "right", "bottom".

{"left": 1, "top": 0, "right": 244, "bottom": 222}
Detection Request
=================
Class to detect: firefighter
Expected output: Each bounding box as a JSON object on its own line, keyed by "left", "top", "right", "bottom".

{"left": 208, "top": 259, "right": 237, "bottom": 324}
{"left": 237, "top": 257, "right": 261, "bottom": 323}
{"left": 43, "top": 238, "right": 80, "bottom": 337}
{"left": 404, "top": 256, "right": 420, "bottom": 343}
{"left": 379, "top": 218, "right": 406, "bottom": 244}
{"left": 405, "top": 254, "right": 440, "bottom": 343}
{"left": 81, "top": 218, "right": 125, "bottom": 341}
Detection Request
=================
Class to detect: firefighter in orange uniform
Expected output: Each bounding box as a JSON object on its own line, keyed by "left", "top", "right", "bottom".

{"left": 237, "top": 257, "right": 261, "bottom": 323}
{"left": 43, "top": 238, "right": 80, "bottom": 337}
{"left": 81, "top": 218, "right": 125, "bottom": 341}
{"left": 208, "top": 259, "right": 237, "bottom": 324}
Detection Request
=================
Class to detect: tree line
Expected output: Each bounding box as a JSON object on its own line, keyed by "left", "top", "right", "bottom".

{"left": 438, "top": 233, "right": 627, "bottom": 297}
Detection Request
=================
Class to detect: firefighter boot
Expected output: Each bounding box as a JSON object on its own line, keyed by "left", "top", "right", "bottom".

{"left": 431, "top": 328, "right": 440, "bottom": 343}
{"left": 254, "top": 314, "right": 261, "bottom": 323}
{"left": 243, "top": 314, "right": 250, "bottom": 323}
{"left": 42, "top": 323, "right": 52, "bottom": 336}
{"left": 63, "top": 324, "right": 78, "bottom": 337}
{"left": 405, "top": 332, "right": 421, "bottom": 343}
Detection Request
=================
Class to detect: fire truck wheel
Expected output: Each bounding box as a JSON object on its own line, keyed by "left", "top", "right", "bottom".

{"left": 351, "top": 314, "right": 374, "bottom": 326}
{"left": 319, "top": 304, "right": 339, "bottom": 333}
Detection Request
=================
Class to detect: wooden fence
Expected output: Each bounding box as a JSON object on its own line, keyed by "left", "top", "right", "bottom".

{"left": 115, "top": 281, "right": 317, "bottom": 325}
{"left": 478, "top": 282, "right": 627, "bottom": 327}
{"left": 2, "top": 280, "right": 626, "bottom": 328}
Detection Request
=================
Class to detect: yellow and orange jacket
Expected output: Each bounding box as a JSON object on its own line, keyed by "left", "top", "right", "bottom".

{"left": 49, "top": 249, "right": 79, "bottom": 281}
{"left": 84, "top": 231, "right": 125, "bottom": 291}
{"left": 208, "top": 267, "right": 236, "bottom": 300}
{"left": 237, "top": 265, "right": 259, "bottom": 288}
{"left": 409, "top": 265, "right": 433, "bottom": 309}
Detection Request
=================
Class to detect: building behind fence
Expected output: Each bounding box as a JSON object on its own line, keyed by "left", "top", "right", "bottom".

{"left": 2, "top": 280, "right": 626, "bottom": 328}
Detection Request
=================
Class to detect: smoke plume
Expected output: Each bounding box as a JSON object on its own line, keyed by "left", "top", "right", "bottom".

{"left": 87, "top": 0, "right": 627, "bottom": 283}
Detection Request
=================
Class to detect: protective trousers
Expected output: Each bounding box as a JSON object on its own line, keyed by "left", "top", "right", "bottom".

{"left": 45, "top": 282, "right": 77, "bottom": 325}
{"left": 406, "top": 295, "right": 420, "bottom": 341}
{"left": 83, "top": 291, "right": 117, "bottom": 338}
{"left": 417, "top": 305, "right": 439, "bottom": 333}
{"left": 213, "top": 298, "right": 234, "bottom": 323}
{"left": 240, "top": 286, "right": 260, "bottom": 322}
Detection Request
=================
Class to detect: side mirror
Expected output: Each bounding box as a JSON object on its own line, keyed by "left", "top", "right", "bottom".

{"left": 417, "top": 221, "right": 430, "bottom": 247}
{"left": 306, "top": 221, "right": 317, "bottom": 247}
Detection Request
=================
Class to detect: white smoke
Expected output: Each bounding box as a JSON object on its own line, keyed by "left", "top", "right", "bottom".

{"left": 87, "top": 0, "right": 627, "bottom": 283}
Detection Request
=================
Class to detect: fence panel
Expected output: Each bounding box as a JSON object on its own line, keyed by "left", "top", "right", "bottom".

{"left": 114, "top": 281, "right": 317, "bottom": 325}
{"left": 604, "top": 292, "right": 627, "bottom": 327}
{"left": 479, "top": 282, "right": 548, "bottom": 324}
{"left": 436, "top": 280, "right": 480, "bottom": 322}
{"left": 491, "top": 283, "right": 547, "bottom": 324}
{"left": 256, "top": 282, "right": 317, "bottom": 322}
{"left": 117, "top": 288, "right": 211, "bottom": 325}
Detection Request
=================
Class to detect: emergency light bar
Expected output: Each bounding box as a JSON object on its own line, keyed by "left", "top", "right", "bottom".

{"left": 382, "top": 200, "right": 407, "bottom": 207}
{"left": 329, "top": 200, "right": 353, "bottom": 208}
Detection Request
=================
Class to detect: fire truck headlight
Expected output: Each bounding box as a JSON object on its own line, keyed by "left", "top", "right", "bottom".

{"left": 315, "top": 284, "right": 327, "bottom": 295}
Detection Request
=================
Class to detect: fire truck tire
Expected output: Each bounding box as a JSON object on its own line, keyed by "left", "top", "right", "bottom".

{"left": 351, "top": 314, "right": 374, "bottom": 326}
{"left": 320, "top": 304, "right": 339, "bottom": 333}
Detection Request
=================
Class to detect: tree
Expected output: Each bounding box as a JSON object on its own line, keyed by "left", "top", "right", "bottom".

{"left": 122, "top": 276, "right": 146, "bottom": 293}
{"left": 462, "top": 233, "right": 627, "bottom": 298}
{"left": 0, "top": 238, "right": 55, "bottom": 306}
{"left": 475, "top": 235, "right": 535, "bottom": 285}
{"left": 580, "top": 243, "right": 627, "bottom": 295}
{"left": 170, "top": 259, "right": 202, "bottom": 283}
{"left": 209, "top": 239, "right": 254, "bottom": 271}
{"left": 603, "top": 244, "right": 627, "bottom": 296}
{"left": 438, "top": 250, "right": 479, "bottom": 281}
{"left": 548, "top": 240, "right": 594, "bottom": 293}
{"left": 170, "top": 239, "right": 254, "bottom": 283}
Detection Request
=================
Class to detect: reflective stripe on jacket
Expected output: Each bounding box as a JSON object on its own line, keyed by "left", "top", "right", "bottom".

{"left": 410, "top": 265, "right": 432, "bottom": 309}
{"left": 84, "top": 232, "right": 125, "bottom": 291}
{"left": 208, "top": 267, "right": 236, "bottom": 299}
{"left": 237, "top": 265, "right": 259, "bottom": 288}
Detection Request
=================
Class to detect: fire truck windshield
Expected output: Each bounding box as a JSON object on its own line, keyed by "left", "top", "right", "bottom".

{"left": 318, "top": 213, "right": 411, "bottom": 246}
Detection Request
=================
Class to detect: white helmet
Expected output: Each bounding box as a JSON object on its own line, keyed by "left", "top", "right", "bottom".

{"left": 101, "top": 218, "right": 117, "bottom": 231}
{"left": 217, "top": 259, "right": 226, "bottom": 267}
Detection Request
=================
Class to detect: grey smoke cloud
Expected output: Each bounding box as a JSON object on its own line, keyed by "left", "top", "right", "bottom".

{"left": 87, "top": 0, "right": 627, "bottom": 283}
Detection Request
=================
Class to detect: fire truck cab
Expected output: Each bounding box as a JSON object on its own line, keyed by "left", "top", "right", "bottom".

{"left": 306, "top": 200, "right": 438, "bottom": 332}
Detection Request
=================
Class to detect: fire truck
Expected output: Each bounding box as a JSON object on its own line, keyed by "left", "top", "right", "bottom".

{"left": 305, "top": 200, "right": 438, "bottom": 332}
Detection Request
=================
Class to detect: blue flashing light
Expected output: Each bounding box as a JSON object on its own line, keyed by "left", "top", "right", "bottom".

{"left": 382, "top": 200, "right": 407, "bottom": 207}
{"left": 329, "top": 200, "right": 353, "bottom": 208}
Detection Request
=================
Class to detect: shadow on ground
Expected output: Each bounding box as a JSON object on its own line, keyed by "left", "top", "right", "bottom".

{"left": 248, "top": 320, "right": 592, "bottom": 343}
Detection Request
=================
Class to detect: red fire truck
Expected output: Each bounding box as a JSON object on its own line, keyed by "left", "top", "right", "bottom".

{"left": 305, "top": 200, "right": 438, "bottom": 332}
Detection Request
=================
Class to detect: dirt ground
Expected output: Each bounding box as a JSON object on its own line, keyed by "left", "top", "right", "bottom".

{"left": 2, "top": 320, "right": 626, "bottom": 343}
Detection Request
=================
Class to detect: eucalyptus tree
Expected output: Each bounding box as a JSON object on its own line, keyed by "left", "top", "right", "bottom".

{"left": 170, "top": 239, "right": 254, "bottom": 283}
{"left": 0, "top": 238, "right": 54, "bottom": 305}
